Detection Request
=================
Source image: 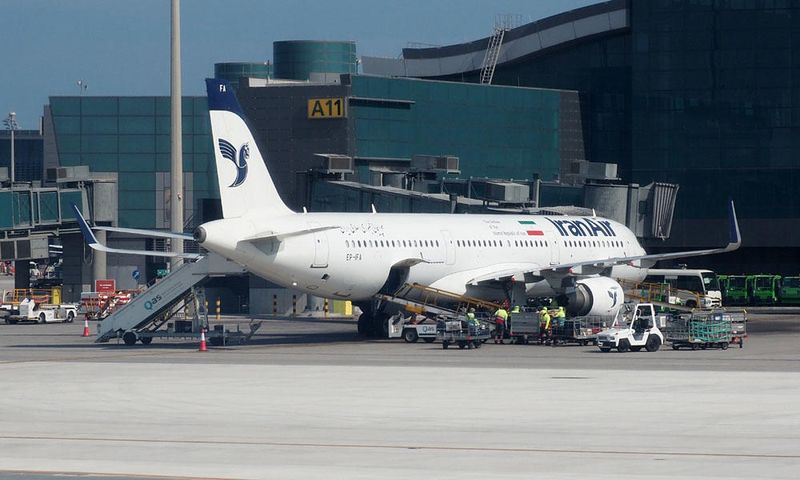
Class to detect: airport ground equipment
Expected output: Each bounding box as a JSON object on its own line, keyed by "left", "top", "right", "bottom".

{"left": 377, "top": 282, "right": 502, "bottom": 319}
{"left": 388, "top": 316, "right": 438, "bottom": 343}
{"left": 665, "top": 310, "right": 746, "bottom": 350}
{"left": 779, "top": 276, "right": 800, "bottom": 304}
{"left": 94, "top": 254, "right": 253, "bottom": 345}
{"left": 5, "top": 298, "right": 77, "bottom": 324}
{"left": 79, "top": 290, "right": 133, "bottom": 320}
{"left": 1, "top": 287, "right": 64, "bottom": 316}
{"left": 507, "top": 310, "right": 539, "bottom": 344}
{"left": 722, "top": 275, "right": 749, "bottom": 305}
{"left": 620, "top": 280, "right": 703, "bottom": 313}
{"left": 750, "top": 274, "right": 780, "bottom": 305}
{"left": 549, "top": 316, "right": 611, "bottom": 346}
{"left": 596, "top": 303, "right": 665, "bottom": 353}
{"left": 436, "top": 317, "right": 491, "bottom": 349}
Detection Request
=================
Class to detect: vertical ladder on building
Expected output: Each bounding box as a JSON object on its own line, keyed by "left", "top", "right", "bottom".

{"left": 479, "top": 28, "right": 505, "bottom": 85}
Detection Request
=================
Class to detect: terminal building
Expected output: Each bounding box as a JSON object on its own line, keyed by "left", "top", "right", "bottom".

{"left": 1, "top": 0, "right": 798, "bottom": 313}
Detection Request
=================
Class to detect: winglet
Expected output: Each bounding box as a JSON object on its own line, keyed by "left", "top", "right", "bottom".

{"left": 726, "top": 199, "right": 741, "bottom": 251}
{"left": 71, "top": 204, "right": 99, "bottom": 246}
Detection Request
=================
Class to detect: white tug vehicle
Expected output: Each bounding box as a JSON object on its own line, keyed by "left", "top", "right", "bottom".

{"left": 596, "top": 303, "right": 665, "bottom": 353}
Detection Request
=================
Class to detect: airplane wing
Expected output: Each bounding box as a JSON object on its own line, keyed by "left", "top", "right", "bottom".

{"left": 542, "top": 199, "right": 741, "bottom": 274}
{"left": 71, "top": 204, "right": 201, "bottom": 259}
{"left": 446, "top": 200, "right": 741, "bottom": 286}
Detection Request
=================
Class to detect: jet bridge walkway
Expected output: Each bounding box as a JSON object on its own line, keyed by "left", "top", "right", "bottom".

{"left": 95, "top": 254, "right": 248, "bottom": 344}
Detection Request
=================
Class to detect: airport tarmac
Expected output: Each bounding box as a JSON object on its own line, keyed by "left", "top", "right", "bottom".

{"left": 0, "top": 314, "right": 798, "bottom": 479}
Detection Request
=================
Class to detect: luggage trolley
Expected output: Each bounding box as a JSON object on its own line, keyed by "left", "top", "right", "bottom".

{"left": 436, "top": 317, "right": 491, "bottom": 350}
{"left": 665, "top": 311, "right": 735, "bottom": 350}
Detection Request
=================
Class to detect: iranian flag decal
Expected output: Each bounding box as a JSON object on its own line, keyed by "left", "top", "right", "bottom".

{"left": 518, "top": 220, "right": 544, "bottom": 236}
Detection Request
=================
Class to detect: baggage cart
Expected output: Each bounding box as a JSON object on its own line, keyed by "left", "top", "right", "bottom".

{"left": 665, "top": 311, "right": 736, "bottom": 350}
{"left": 507, "top": 311, "right": 539, "bottom": 344}
{"left": 436, "top": 317, "right": 491, "bottom": 350}
{"left": 550, "top": 316, "right": 610, "bottom": 346}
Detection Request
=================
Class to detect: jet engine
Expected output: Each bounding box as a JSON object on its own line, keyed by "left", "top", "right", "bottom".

{"left": 567, "top": 277, "right": 625, "bottom": 317}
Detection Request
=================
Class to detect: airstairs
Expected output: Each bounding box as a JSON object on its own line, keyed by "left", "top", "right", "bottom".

{"left": 95, "top": 254, "right": 249, "bottom": 344}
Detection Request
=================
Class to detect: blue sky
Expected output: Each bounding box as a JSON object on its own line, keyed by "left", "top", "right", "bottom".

{"left": 1, "top": 0, "right": 597, "bottom": 129}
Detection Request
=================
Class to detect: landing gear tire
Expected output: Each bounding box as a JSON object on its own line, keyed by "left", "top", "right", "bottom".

{"left": 122, "top": 331, "right": 138, "bottom": 346}
{"left": 645, "top": 336, "right": 661, "bottom": 352}
{"left": 403, "top": 329, "right": 419, "bottom": 343}
{"left": 357, "top": 313, "right": 369, "bottom": 336}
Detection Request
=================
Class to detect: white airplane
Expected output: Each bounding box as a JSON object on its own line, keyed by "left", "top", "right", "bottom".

{"left": 74, "top": 78, "right": 741, "bottom": 336}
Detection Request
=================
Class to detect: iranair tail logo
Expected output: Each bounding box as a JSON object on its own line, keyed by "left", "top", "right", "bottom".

{"left": 218, "top": 138, "right": 249, "bottom": 187}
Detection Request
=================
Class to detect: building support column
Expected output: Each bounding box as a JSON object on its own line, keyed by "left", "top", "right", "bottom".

{"left": 92, "top": 230, "right": 107, "bottom": 285}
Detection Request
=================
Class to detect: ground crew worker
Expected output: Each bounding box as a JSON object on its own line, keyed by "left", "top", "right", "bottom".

{"left": 538, "top": 306, "right": 551, "bottom": 344}
{"left": 466, "top": 307, "right": 480, "bottom": 334}
{"left": 511, "top": 305, "right": 521, "bottom": 314}
{"left": 493, "top": 305, "right": 508, "bottom": 344}
{"left": 556, "top": 305, "right": 566, "bottom": 327}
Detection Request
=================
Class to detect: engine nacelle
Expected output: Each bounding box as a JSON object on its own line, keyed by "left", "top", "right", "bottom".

{"left": 567, "top": 277, "right": 625, "bottom": 317}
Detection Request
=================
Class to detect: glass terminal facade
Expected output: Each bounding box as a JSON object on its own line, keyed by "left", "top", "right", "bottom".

{"left": 368, "top": 0, "right": 800, "bottom": 273}
{"left": 46, "top": 96, "right": 218, "bottom": 229}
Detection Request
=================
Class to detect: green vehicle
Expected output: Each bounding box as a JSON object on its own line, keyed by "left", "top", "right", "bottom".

{"left": 779, "top": 276, "right": 800, "bottom": 305}
{"left": 750, "top": 274, "right": 781, "bottom": 305}
{"left": 723, "top": 275, "right": 749, "bottom": 305}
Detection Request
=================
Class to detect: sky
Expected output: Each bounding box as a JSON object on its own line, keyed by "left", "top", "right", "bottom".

{"left": 1, "top": 0, "right": 598, "bottom": 129}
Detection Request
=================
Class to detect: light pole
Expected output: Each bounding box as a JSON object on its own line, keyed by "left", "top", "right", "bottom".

{"left": 3, "top": 112, "right": 18, "bottom": 185}
{"left": 76, "top": 80, "right": 88, "bottom": 95}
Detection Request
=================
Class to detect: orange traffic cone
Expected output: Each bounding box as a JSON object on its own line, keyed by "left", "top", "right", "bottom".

{"left": 82, "top": 317, "right": 91, "bottom": 337}
{"left": 199, "top": 328, "right": 208, "bottom": 352}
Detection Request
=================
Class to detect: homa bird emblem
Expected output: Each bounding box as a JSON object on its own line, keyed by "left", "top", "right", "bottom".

{"left": 218, "top": 139, "right": 249, "bottom": 187}
{"left": 608, "top": 288, "right": 619, "bottom": 308}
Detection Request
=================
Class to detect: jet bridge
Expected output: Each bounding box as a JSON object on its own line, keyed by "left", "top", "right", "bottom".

{"left": 95, "top": 253, "right": 246, "bottom": 343}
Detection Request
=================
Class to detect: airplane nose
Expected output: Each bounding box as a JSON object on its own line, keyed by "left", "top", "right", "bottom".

{"left": 193, "top": 226, "right": 206, "bottom": 243}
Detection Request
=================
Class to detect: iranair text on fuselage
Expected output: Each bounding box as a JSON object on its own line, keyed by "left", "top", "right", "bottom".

{"left": 546, "top": 217, "right": 617, "bottom": 237}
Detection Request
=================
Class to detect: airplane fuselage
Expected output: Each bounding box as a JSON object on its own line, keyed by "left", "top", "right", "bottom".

{"left": 198, "top": 212, "right": 648, "bottom": 301}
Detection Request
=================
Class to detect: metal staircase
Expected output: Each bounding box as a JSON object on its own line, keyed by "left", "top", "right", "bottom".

{"left": 95, "top": 254, "right": 245, "bottom": 343}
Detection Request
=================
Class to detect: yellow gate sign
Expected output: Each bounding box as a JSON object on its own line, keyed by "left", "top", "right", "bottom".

{"left": 307, "top": 98, "right": 345, "bottom": 119}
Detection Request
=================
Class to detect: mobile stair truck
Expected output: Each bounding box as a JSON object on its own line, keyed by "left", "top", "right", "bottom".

{"left": 94, "top": 254, "right": 258, "bottom": 346}
{"left": 596, "top": 303, "right": 666, "bottom": 353}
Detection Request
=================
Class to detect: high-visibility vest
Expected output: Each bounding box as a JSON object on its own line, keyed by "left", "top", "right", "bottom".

{"left": 494, "top": 308, "right": 508, "bottom": 321}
